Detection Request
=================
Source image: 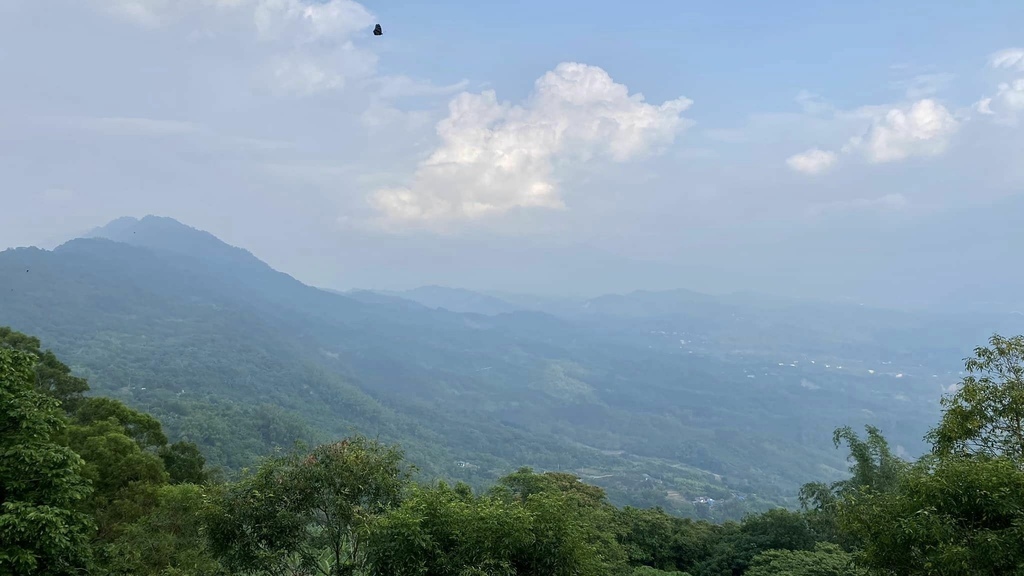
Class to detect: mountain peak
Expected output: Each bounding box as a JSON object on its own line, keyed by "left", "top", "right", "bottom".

{"left": 82, "top": 215, "right": 262, "bottom": 267}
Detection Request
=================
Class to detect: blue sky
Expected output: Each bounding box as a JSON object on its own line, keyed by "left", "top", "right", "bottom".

{"left": 2, "top": 0, "right": 1023, "bottom": 308}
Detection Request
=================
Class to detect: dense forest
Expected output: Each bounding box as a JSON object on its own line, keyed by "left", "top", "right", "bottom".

{"left": 4, "top": 326, "right": 1024, "bottom": 575}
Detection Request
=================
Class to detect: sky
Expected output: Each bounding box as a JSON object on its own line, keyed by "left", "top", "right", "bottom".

{"left": 2, "top": 0, "right": 1024, "bottom": 309}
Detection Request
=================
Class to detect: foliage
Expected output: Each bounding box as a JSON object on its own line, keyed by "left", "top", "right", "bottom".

{"left": 838, "top": 455, "right": 1024, "bottom": 575}
{"left": 631, "top": 568, "right": 692, "bottom": 576}
{"left": 98, "top": 484, "right": 225, "bottom": 576}
{"left": 9, "top": 262, "right": 1024, "bottom": 576}
{"left": 797, "top": 425, "right": 907, "bottom": 549}
{"left": 745, "top": 542, "right": 862, "bottom": 576}
{"left": 692, "top": 509, "right": 820, "bottom": 576}
{"left": 67, "top": 416, "right": 169, "bottom": 541}
{"left": 492, "top": 468, "right": 629, "bottom": 574}
{"left": 205, "top": 437, "right": 412, "bottom": 575}
{"left": 158, "top": 441, "right": 209, "bottom": 485}
{"left": 829, "top": 332, "right": 1024, "bottom": 575}
{"left": 366, "top": 481, "right": 538, "bottom": 576}
{"left": 927, "top": 333, "right": 1024, "bottom": 462}
{"left": 368, "top": 472, "right": 627, "bottom": 576}
{"left": 0, "top": 347, "right": 93, "bottom": 575}
{"left": 74, "top": 396, "right": 168, "bottom": 449}
{"left": 0, "top": 326, "right": 89, "bottom": 410}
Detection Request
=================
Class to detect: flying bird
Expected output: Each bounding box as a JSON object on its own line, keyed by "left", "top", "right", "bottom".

{"left": 373, "top": 23, "right": 382, "bottom": 36}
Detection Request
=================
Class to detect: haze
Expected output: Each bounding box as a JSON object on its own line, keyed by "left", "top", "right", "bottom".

{"left": 2, "top": 0, "right": 1023, "bottom": 309}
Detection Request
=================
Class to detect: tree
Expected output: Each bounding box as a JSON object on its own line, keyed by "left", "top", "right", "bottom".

{"left": 67, "top": 417, "right": 169, "bottom": 542}
{"left": 369, "top": 468, "right": 639, "bottom": 576}
{"left": 101, "top": 484, "right": 225, "bottom": 576}
{"left": 693, "top": 509, "right": 820, "bottom": 576}
{"left": 927, "top": 333, "right": 1024, "bottom": 463}
{"left": 614, "top": 507, "right": 678, "bottom": 571}
{"left": 0, "top": 347, "right": 94, "bottom": 575}
{"left": 366, "top": 481, "right": 535, "bottom": 576}
{"left": 838, "top": 456, "right": 1024, "bottom": 575}
{"left": 492, "top": 467, "right": 628, "bottom": 575}
{"left": 745, "top": 543, "right": 863, "bottom": 576}
{"left": 74, "top": 397, "right": 168, "bottom": 450}
{"left": 159, "top": 441, "right": 209, "bottom": 485}
{"left": 798, "top": 425, "right": 906, "bottom": 548}
{"left": 0, "top": 327, "right": 89, "bottom": 410}
{"left": 206, "top": 436, "right": 412, "bottom": 576}
{"left": 832, "top": 334, "right": 1024, "bottom": 575}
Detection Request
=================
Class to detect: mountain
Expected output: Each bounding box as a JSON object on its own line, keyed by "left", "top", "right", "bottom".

{"left": 379, "top": 286, "right": 523, "bottom": 316}
{"left": 377, "top": 284, "right": 1024, "bottom": 374}
{"left": 1, "top": 215, "right": 1005, "bottom": 519}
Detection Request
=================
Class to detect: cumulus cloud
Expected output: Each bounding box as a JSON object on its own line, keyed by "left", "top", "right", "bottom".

{"left": 369, "top": 62, "right": 693, "bottom": 228}
{"left": 788, "top": 98, "right": 959, "bottom": 174}
{"left": 786, "top": 148, "right": 837, "bottom": 174}
{"left": 849, "top": 99, "right": 959, "bottom": 163}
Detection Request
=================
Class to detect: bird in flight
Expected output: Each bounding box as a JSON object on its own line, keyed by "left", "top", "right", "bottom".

{"left": 373, "top": 23, "right": 382, "bottom": 36}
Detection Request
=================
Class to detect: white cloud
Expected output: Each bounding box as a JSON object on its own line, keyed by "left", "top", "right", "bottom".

{"left": 851, "top": 99, "right": 959, "bottom": 163}
{"left": 786, "top": 148, "right": 837, "bottom": 174}
{"left": 97, "top": 0, "right": 379, "bottom": 96}
{"left": 369, "top": 62, "right": 693, "bottom": 228}
{"left": 976, "top": 80, "right": 1024, "bottom": 125}
{"left": 976, "top": 49, "right": 1024, "bottom": 126}
{"left": 787, "top": 98, "right": 958, "bottom": 174}
{"left": 989, "top": 48, "right": 1024, "bottom": 71}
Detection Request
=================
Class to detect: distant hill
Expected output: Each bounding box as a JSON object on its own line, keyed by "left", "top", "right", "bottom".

{"left": 378, "top": 286, "right": 523, "bottom": 316}
{"left": 3, "top": 214, "right": 1013, "bottom": 519}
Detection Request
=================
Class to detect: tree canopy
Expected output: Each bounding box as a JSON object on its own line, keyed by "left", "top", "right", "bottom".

{"left": 5, "top": 325, "right": 1024, "bottom": 575}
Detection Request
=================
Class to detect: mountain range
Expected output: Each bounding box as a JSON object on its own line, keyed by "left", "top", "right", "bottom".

{"left": 3, "top": 215, "right": 1021, "bottom": 519}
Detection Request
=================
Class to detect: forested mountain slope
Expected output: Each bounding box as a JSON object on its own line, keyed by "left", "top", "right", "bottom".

{"left": 0, "top": 215, "right": 996, "bottom": 518}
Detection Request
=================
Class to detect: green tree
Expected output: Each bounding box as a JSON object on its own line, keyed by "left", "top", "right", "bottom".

{"left": 0, "top": 327, "right": 89, "bottom": 410}
{"left": 745, "top": 542, "right": 863, "bottom": 576}
{"left": 493, "top": 467, "right": 628, "bottom": 575}
{"left": 614, "top": 507, "right": 678, "bottom": 571}
{"left": 798, "top": 425, "right": 906, "bottom": 548}
{"left": 927, "top": 333, "right": 1024, "bottom": 462}
{"left": 694, "top": 509, "right": 819, "bottom": 576}
{"left": 0, "top": 347, "right": 94, "bottom": 575}
{"left": 74, "top": 397, "right": 168, "bottom": 450}
{"left": 101, "top": 484, "right": 225, "bottom": 576}
{"left": 833, "top": 334, "right": 1024, "bottom": 575}
{"left": 158, "top": 441, "right": 208, "bottom": 485}
{"left": 838, "top": 456, "right": 1024, "bottom": 575}
{"left": 367, "top": 481, "right": 535, "bottom": 576}
{"left": 67, "top": 417, "right": 169, "bottom": 542}
{"left": 206, "top": 436, "right": 411, "bottom": 576}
